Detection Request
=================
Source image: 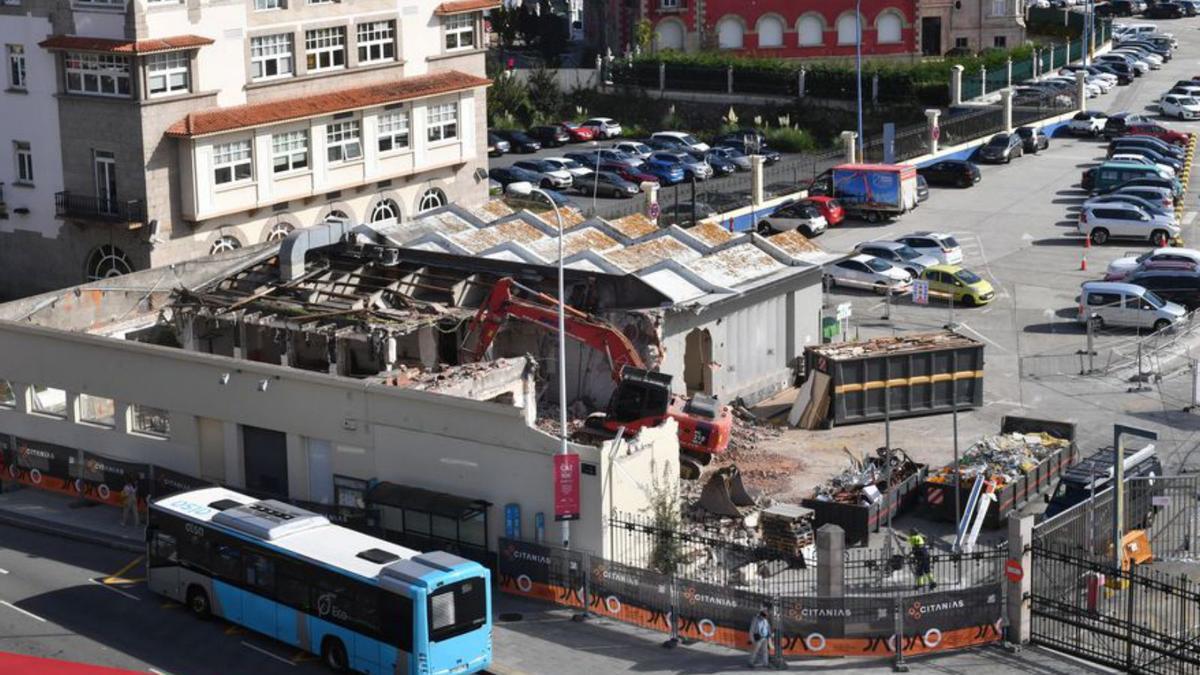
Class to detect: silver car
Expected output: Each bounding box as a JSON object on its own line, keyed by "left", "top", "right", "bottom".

{"left": 854, "top": 241, "right": 941, "bottom": 277}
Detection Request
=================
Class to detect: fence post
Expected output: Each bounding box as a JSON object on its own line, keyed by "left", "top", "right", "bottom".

{"left": 750, "top": 155, "right": 765, "bottom": 207}
{"left": 665, "top": 574, "right": 681, "bottom": 647}
{"left": 798, "top": 67, "right": 806, "bottom": 98}
{"left": 1075, "top": 70, "right": 1088, "bottom": 113}
{"left": 576, "top": 550, "right": 591, "bottom": 621}
{"left": 1033, "top": 49, "right": 1039, "bottom": 79}
{"left": 816, "top": 524, "right": 845, "bottom": 598}
{"left": 872, "top": 73, "right": 879, "bottom": 104}
{"left": 1006, "top": 514, "right": 1033, "bottom": 648}
{"left": 771, "top": 596, "right": 786, "bottom": 670}
{"left": 925, "top": 109, "right": 940, "bottom": 154}
{"left": 1125, "top": 563, "right": 1136, "bottom": 670}
{"left": 979, "top": 65, "right": 987, "bottom": 97}
{"left": 1000, "top": 88, "right": 1014, "bottom": 133}
{"left": 1006, "top": 58, "right": 1013, "bottom": 88}
{"left": 727, "top": 65, "right": 734, "bottom": 94}
{"left": 950, "top": 64, "right": 964, "bottom": 106}
{"left": 658, "top": 61, "right": 665, "bottom": 94}
{"left": 840, "top": 131, "right": 858, "bottom": 163}
{"left": 893, "top": 596, "right": 908, "bottom": 672}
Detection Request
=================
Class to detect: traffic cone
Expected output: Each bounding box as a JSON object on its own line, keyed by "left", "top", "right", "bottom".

{"left": 1080, "top": 252, "right": 1088, "bottom": 271}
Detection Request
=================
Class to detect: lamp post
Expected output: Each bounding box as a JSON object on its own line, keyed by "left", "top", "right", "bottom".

{"left": 855, "top": 0, "right": 864, "bottom": 162}
{"left": 590, "top": 140, "right": 602, "bottom": 214}
{"left": 530, "top": 186, "right": 570, "bottom": 549}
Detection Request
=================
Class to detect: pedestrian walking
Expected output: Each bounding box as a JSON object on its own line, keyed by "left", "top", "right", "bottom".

{"left": 120, "top": 474, "right": 139, "bottom": 527}
{"left": 909, "top": 528, "right": 937, "bottom": 590}
{"left": 748, "top": 607, "right": 772, "bottom": 668}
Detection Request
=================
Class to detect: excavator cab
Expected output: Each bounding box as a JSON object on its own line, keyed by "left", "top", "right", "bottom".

{"left": 606, "top": 368, "right": 672, "bottom": 422}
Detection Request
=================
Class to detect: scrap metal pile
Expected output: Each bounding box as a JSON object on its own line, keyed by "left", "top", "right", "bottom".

{"left": 926, "top": 431, "right": 1069, "bottom": 487}
{"left": 810, "top": 447, "right": 919, "bottom": 505}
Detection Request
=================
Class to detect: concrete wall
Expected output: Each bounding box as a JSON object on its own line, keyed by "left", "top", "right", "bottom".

{"left": 0, "top": 318, "right": 677, "bottom": 556}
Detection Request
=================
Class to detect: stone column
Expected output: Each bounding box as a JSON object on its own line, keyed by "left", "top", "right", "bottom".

{"left": 1075, "top": 70, "right": 1088, "bottom": 112}
{"left": 641, "top": 182, "right": 660, "bottom": 225}
{"left": 658, "top": 62, "right": 666, "bottom": 94}
{"left": 726, "top": 65, "right": 733, "bottom": 94}
{"left": 816, "top": 524, "right": 845, "bottom": 597}
{"left": 1007, "top": 515, "right": 1034, "bottom": 646}
{"left": 950, "top": 65, "right": 965, "bottom": 106}
{"left": 980, "top": 65, "right": 987, "bottom": 97}
{"left": 925, "top": 109, "right": 941, "bottom": 154}
{"left": 840, "top": 131, "right": 857, "bottom": 163}
{"left": 1000, "top": 88, "right": 1014, "bottom": 133}
{"left": 798, "top": 68, "right": 806, "bottom": 98}
{"left": 750, "top": 155, "right": 765, "bottom": 207}
{"left": 1006, "top": 58, "right": 1013, "bottom": 88}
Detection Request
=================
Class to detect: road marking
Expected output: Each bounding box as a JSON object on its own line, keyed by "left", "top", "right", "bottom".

{"left": 241, "top": 641, "right": 295, "bottom": 666}
{"left": 0, "top": 568, "right": 8, "bottom": 575}
{"left": 225, "top": 624, "right": 246, "bottom": 636}
{"left": 0, "top": 600, "right": 46, "bottom": 623}
{"left": 88, "top": 577, "right": 140, "bottom": 600}
{"left": 1186, "top": 212, "right": 1198, "bottom": 226}
{"left": 160, "top": 602, "right": 181, "bottom": 609}
{"left": 103, "top": 555, "right": 144, "bottom": 585}
{"left": 148, "top": 669, "right": 168, "bottom": 675}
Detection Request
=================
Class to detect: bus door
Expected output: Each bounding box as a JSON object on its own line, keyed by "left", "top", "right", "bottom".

{"left": 242, "top": 551, "right": 278, "bottom": 638}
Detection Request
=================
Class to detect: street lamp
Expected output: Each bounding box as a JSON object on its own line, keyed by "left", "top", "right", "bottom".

{"left": 529, "top": 186, "right": 570, "bottom": 549}
{"left": 589, "top": 140, "right": 602, "bottom": 213}
{"left": 855, "top": 0, "right": 864, "bottom": 162}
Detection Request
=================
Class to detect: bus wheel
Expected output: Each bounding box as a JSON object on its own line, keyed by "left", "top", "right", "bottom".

{"left": 186, "top": 586, "right": 210, "bottom": 619}
{"left": 322, "top": 637, "right": 349, "bottom": 672}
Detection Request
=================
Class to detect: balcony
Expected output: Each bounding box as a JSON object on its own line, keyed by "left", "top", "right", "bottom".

{"left": 55, "top": 192, "right": 145, "bottom": 226}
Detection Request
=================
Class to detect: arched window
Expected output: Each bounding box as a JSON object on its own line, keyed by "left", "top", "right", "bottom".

{"left": 86, "top": 244, "right": 132, "bottom": 281}
{"left": 370, "top": 199, "right": 400, "bottom": 223}
{"left": 876, "top": 11, "right": 903, "bottom": 44}
{"left": 266, "top": 221, "right": 295, "bottom": 242}
{"left": 716, "top": 17, "right": 744, "bottom": 50}
{"left": 836, "top": 13, "right": 862, "bottom": 45}
{"left": 209, "top": 235, "right": 242, "bottom": 255}
{"left": 798, "top": 15, "right": 824, "bottom": 47}
{"left": 756, "top": 16, "right": 784, "bottom": 48}
{"left": 655, "top": 20, "right": 685, "bottom": 51}
{"left": 324, "top": 209, "right": 349, "bottom": 224}
{"left": 418, "top": 188, "right": 446, "bottom": 213}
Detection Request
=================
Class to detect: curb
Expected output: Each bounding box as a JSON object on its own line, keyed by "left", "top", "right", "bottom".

{"left": 0, "top": 506, "right": 143, "bottom": 554}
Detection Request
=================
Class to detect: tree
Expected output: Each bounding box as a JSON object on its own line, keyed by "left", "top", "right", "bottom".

{"left": 487, "top": 70, "right": 534, "bottom": 127}
{"left": 526, "top": 66, "right": 564, "bottom": 122}
{"left": 646, "top": 459, "right": 684, "bottom": 576}
{"left": 490, "top": 6, "right": 521, "bottom": 48}
{"left": 634, "top": 19, "right": 653, "bottom": 52}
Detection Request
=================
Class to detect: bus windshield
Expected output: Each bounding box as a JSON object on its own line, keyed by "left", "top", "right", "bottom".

{"left": 429, "top": 578, "right": 488, "bottom": 642}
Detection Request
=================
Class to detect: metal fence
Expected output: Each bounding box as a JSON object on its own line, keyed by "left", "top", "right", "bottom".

{"left": 939, "top": 106, "right": 1005, "bottom": 147}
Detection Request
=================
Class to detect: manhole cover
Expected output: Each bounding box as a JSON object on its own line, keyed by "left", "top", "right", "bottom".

{"left": 498, "top": 612, "right": 523, "bottom": 622}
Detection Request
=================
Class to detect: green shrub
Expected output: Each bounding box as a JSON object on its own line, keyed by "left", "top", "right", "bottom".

{"left": 764, "top": 127, "right": 818, "bottom": 153}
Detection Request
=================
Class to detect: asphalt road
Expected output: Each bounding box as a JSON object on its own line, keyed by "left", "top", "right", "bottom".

{"left": 0, "top": 523, "right": 324, "bottom": 674}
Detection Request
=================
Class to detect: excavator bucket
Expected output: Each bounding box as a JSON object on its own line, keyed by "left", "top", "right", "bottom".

{"left": 726, "top": 466, "right": 757, "bottom": 507}
{"left": 679, "top": 457, "right": 703, "bottom": 480}
{"left": 697, "top": 466, "right": 757, "bottom": 516}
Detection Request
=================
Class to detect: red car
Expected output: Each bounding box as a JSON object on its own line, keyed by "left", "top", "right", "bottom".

{"left": 799, "top": 196, "right": 845, "bottom": 226}
{"left": 1124, "top": 124, "right": 1191, "bottom": 146}
{"left": 559, "top": 121, "right": 596, "bottom": 142}
{"left": 601, "top": 162, "right": 658, "bottom": 186}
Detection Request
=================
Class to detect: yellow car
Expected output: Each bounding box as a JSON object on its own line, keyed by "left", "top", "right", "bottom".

{"left": 918, "top": 264, "right": 995, "bottom": 306}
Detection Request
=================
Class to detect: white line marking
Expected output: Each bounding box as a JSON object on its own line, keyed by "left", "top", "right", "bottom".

{"left": 241, "top": 641, "right": 295, "bottom": 666}
{"left": 148, "top": 669, "right": 168, "bottom": 675}
{"left": 0, "top": 600, "right": 46, "bottom": 623}
{"left": 1185, "top": 212, "right": 1198, "bottom": 226}
{"left": 0, "top": 568, "right": 9, "bottom": 574}
{"left": 954, "top": 322, "right": 1013, "bottom": 355}
{"left": 88, "top": 577, "right": 139, "bottom": 600}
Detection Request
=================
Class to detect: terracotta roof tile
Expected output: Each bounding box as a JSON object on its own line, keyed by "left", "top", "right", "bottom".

{"left": 435, "top": 0, "right": 501, "bottom": 15}
{"left": 39, "top": 34, "right": 213, "bottom": 55}
{"left": 166, "top": 70, "right": 490, "bottom": 138}
{"left": 606, "top": 213, "right": 659, "bottom": 240}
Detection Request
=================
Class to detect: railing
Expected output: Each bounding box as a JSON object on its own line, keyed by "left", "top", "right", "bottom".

{"left": 55, "top": 191, "right": 145, "bottom": 224}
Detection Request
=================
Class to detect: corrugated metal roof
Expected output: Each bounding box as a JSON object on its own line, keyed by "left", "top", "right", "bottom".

{"left": 689, "top": 244, "right": 784, "bottom": 287}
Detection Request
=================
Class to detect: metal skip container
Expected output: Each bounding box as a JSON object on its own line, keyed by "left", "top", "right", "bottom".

{"left": 798, "top": 331, "right": 984, "bottom": 427}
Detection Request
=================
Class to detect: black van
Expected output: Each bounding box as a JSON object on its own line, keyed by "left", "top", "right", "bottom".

{"left": 1043, "top": 444, "right": 1162, "bottom": 521}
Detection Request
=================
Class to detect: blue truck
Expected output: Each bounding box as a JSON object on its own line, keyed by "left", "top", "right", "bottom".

{"left": 807, "top": 163, "right": 920, "bottom": 223}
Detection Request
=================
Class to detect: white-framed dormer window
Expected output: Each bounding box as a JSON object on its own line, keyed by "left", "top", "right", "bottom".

{"left": 213, "top": 140, "right": 252, "bottom": 185}
{"left": 146, "top": 51, "right": 189, "bottom": 96}
{"left": 272, "top": 130, "right": 308, "bottom": 173}
{"left": 426, "top": 102, "right": 458, "bottom": 143}
{"left": 444, "top": 13, "right": 476, "bottom": 51}
{"left": 377, "top": 108, "right": 409, "bottom": 153}
{"left": 7, "top": 45, "right": 25, "bottom": 90}
{"left": 254, "top": 0, "right": 284, "bottom": 10}
{"left": 305, "top": 27, "right": 346, "bottom": 72}
{"left": 65, "top": 52, "right": 131, "bottom": 97}
{"left": 250, "top": 34, "right": 293, "bottom": 80}
{"left": 357, "top": 20, "right": 396, "bottom": 64}
{"left": 326, "top": 119, "right": 362, "bottom": 163}
{"left": 14, "top": 141, "right": 32, "bottom": 184}
{"left": 661, "top": 0, "right": 679, "bottom": 8}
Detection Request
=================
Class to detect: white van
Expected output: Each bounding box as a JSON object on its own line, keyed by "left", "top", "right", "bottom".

{"left": 1079, "top": 281, "right": 1186, "bottom": 332}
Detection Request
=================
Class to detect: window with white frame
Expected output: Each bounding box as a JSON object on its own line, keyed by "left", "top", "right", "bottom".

{"left": 272, "top": 130, "right": 308, "bottom": 173}
{"left": 661, "top": 0, "right": 678, "bottom": 7}
{"left": 357, "top": 21, "right": 396, "bottom": 64}
{"left": 418, "top": 188, "right": 446, "bottom": 213}
{"left": 255, "top": 0, "right": 284, "bottom": 10}
{"left": 991, "top": 0, "right": 1007, "bottom": 15}
{"left": 251, "top": 34, "right": 293, "bottom": 80}
{"left": 444, "top": 13, "right": 476, "bottom": 51}
{"left": 377, "top": 109, "right": 410, "bottom": 153}
{"left": 305, "top": 27, "right": 346, "bottom": 72}
{"left": 426, "top": 102, "right": 457, "bottom": 143}
{"left": 210, "top": 235, "right": 242, "bottom": 254}
{"left": 146, "top": 51, "right": 189, "bottom": 96}
{"left": 326, "top": 120, "right": 362, "bottom": 163}
{"left": 7, "top": 45, "right": 25, "bottom": 90}
{"left": 65, "top": 52, "right": 131, "bottom": 97}
{"left": 213, "top": 140, "right": 252, "bottom": 185}
{"left": 14, "top": 141, "right": 32, "bottom": 184}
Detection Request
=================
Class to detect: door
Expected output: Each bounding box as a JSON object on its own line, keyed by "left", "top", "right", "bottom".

{"left": 241, "top": 551, "right": 277, "bottom": 638}
{"left": 242, "top": 425, "right": 289, "bottom": 497}
{"left": 94, "top": 151, "right": 117, "bottom": 215}
{"left": 921, "top": 17, "right": 942, "bottom": 56}
{"left": 307, "top": 438, "right": 334, "bottom": 505}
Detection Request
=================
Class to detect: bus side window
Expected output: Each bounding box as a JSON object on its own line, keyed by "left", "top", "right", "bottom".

{"left": 276, "top": 561, "right": 311, "bottom": 612}
{"left": 379, "top": 591, "right": 414, "bottom": 653}
{"left": 244, "top": 551, "right": 275, "bottom": 594}
{"left": 213, "top": 543, "right": 241, "bottom": 583}
{"left": 353, "top": 586, "right": 381, "bottom": 635}
{"left": 152, "top": 531, "right": 177, "bottom": 564}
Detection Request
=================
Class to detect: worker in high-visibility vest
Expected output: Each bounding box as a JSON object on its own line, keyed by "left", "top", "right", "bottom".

{"left": 909, "top": 529, "right": 937, "bottom": 590}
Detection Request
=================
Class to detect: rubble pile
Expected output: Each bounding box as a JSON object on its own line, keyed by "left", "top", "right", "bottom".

{"left": 535, "top": 403, "right": 588, "bottom": 440}
{"left": 927, "top": 431, "right": 1069, "bottom": 487}
{"left": 808, "top": 331, "right": 977, "bottom": 361}
{"left": 389, "top": 360, "right": 507, "bottom": 390}
{"left": 809, "top": 447, "right": 919, "bottom": 505}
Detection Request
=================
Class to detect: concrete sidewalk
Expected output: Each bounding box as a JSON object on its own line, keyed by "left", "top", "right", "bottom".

{"left": 0, "top": 483, "right": 143, "bottom": 553}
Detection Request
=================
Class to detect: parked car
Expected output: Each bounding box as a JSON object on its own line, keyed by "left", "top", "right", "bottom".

{"left": 1110, "top": 146, "right": 1183, "bottom": 172}
{"left": 918, "top": 264, "right": 996, "bottom": 306}
{"left": 488, "top": 132, "right": 510, "bottom": 158}
{"left": 564, "top": 149, "right": 642, "bottom": 169}
{"left": 1097, "top": 175, "right": 1182, "bottom": 202}
{"left": 756, "top": 202, "right": 828, "bottom": 236}
{"left": 542, "top": 157, "right": 594, "bottom": 180}
{"left": 558, "top": 121, "right": 596, "bottom": 142}
{"left": 512, "top": 159, "right": 574, "bottom": 190}
{"left": 916, "top": 175, "right": 930, "bottom": 202}
{"left": 917, "top": 159, "right": 981, "bottom": 188}
{"left": 707, "top": 146, "right": 752, "bottom": 171}
{"left": 1079, "top": 281, "right": 1186, "bottom": 332}
{"left": 978, "top": 132, "right": 1025, "bottom": 163}
{"left": 488, "top": 165, "right": 541, "bottom": 187}
{"left": 1103, "top": 112, "right": 1153, "bottom": 139}
{"left": 713, "top": 138, "right": 782, "bottom": 164}
{"left": 1077, "top": 201, "right": 1180, "bottom": 246}
{"left": 1090, "top": 62, "right": 1133, "bottom": 85}
{"left": 649, "top": 151, "right": 712, "bottom": 181}
{"left": 581, "top": 117, "right": 622, "bottom": 139}
{"left": 801, "top": 196, "right": 845, "bottom": 226}
{"left": 1160, "top": 95, "right": 1200, "bottom": 120}
{"left": 1109, "top": 152, "right": 1176, "bottom": 178}
{"left": 700, "top": 150, "right": 738, "bottom": 176}
{"left": 1068, "top": 111, "right": 1109, "bottom": 136}
{"left": 1110, "top": 185, "right": 1178, "bottom": 211}
{"left": 1145, "top": 2, "right": 1184, "bottom": 18}
{"left": 1105, "top": 247, "right": 1200, "bottom": 280}
{"left": 895, "top": 232, "right": 964, "bottom": 264}
{"left": 1107, "top": 258, "right": 1200, "bottom": 281}
{"left": 1084, "top": 160, "right": 1177, "bottom": 194}
{"left": 1084, "top": 192, "right": 1174, "bottom": 218}
{"left": 1123, "top": 270, "right": 1200, "bottom": 310}
{"left": 599, "top": 162, "right": 660, "bottom": 187}
{"left": 1111, "top": 0, "right": 1137, "bottom": 13}
{"left": 854, "top": 241, "right": 940, "bottom": 277}
{"left": 1123, "top": 123, "right": 1190, "bottom": 146}
{"left": 611, "top": 141, "right": 654, "bottom": 160}
{"left": 505, "top": 183, "right": 574, "bottom": 208}
{"left": 492, "top": 129, "right": 542, "bottom": 153}
{"left": 650, "top": 131, "right": 710, "bottom": 153}
{"left": 638, "top": 154, "right": 686, "bottom": 185}
{"left": 527, "top": 125, "right": 571, "bottom": 148}
{"left": 824, "top": 255, "right": 913, "bottom": 293}
{"left": 575, "top": 171, "right": 640, "bottom": 199}
{"left": 1109, "top": 135, "right": 1186, "bottom": 160}
{"left": 1016, "top": 126, "right": 1050, "bottom": 153}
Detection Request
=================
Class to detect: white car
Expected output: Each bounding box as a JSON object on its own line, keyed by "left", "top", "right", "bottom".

{"left": 1160, "top": 95, "right": 1200, "bottom": 121}
{"left": 611, "top": 141, "right": 653, "bottom": 159}
{"left": 1078, "top": 202, "right": 1180, "bottom": 246}
{"left": 650, "top": 131, "right": 710, "bottom": 153}
{"left": 581, "top": 117, "right": 622, "bottom": 139}
{"left": 512, "top": 159, "right": 574, "bottom": 190}
{"left": 1068, "top": 111, "right": 1108, "bottom": 136}
{"left": 542, "top": 157, "right": 594, "bottom": 180}
{"left": 1110, "top": 154, "right": 1175, "bottom": 178}
{"left": 756, "top": 201, "right": 828, "bottom": 237}
{"left": 1105, "top": 248, "right": 1200, "bottom": 280}
{"left": 825, "top": 255, "right": 912, "bottom": 293}
{"left": 894, "top": 232, "right": 964, "bottom": 265}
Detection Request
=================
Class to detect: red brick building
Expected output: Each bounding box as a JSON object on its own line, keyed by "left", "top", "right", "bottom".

{"left": 633, "top": 0, "right": 920, "bottom": 61}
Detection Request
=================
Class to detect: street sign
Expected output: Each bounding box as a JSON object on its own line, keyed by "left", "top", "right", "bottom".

{"left": 648, "top": 202, "right": 661, "bottom": 221}
{"left": 554, "top": 454, "right": 580, "bottom": 521}
{"left": 932, "top": 126, "right": 941, "bottom": 142}
{"left": 912, "top": 279, "right": 930, "bottom": 305}
{"left": 836, "top": 302, "right": 852, "bottom": 321}
{"left": 1005, "top": 559, "right": 1023, "bottom": 583}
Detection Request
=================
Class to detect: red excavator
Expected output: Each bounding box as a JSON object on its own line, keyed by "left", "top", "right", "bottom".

{"left": 461, "top": 277, "right": 732, "bottom": 462}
